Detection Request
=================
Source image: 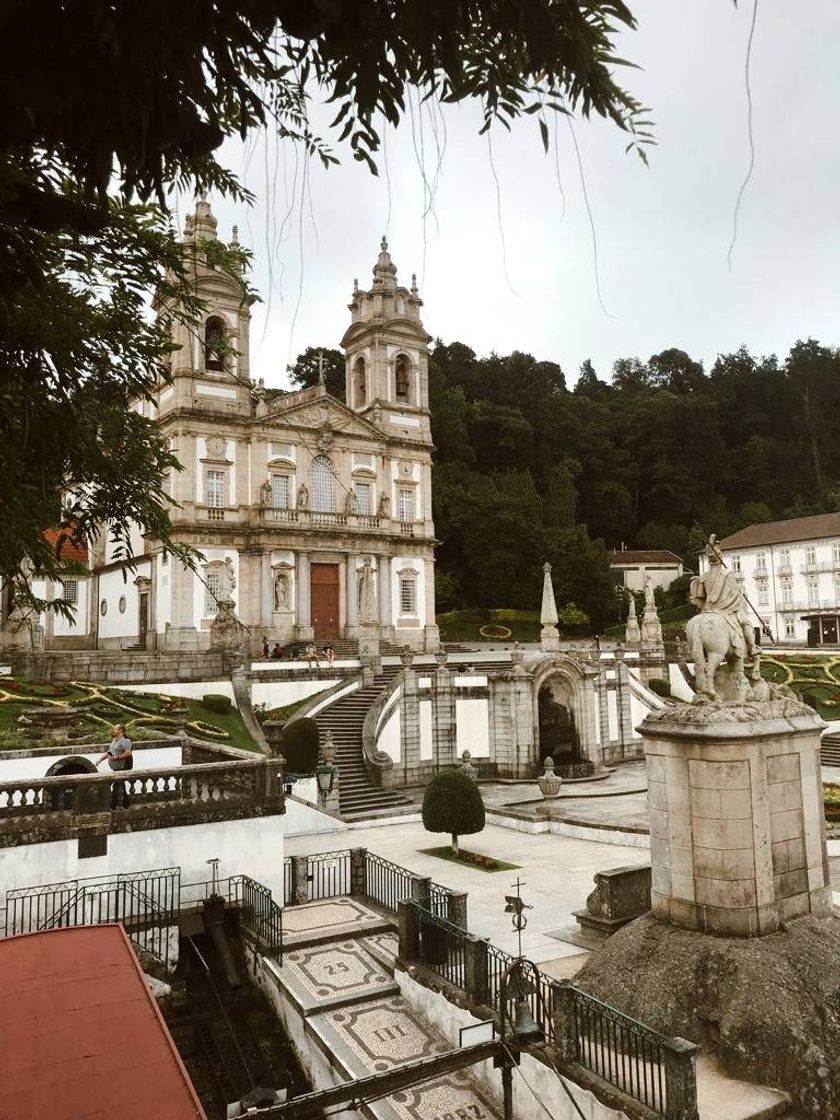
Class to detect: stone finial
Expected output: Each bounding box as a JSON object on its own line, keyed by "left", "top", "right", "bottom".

{"left": 410, "top": 273, "right": 418, "bottom": 294}
{"left": 230, "top": 224, "right": 239, "bottom": 246}
{"left": 381, "top": 235, "right": 388, "bottom": 251}
{"left": 460, "top": 750, "right": 478, "bottom": 782}
{"left": 353, "top": 277, "right": 359, "bottom": 293}
{"left": 321, "top": 729, "right": 336, "bottom": 764}
{"left": 400, "top": 645, "right": 415, "bottom": 668}
{"left": 435, "top": 646, "right": 448, "bottom": 668}
{"left": 184, "top": 194, "right": 218, "bottom": 243}
{"left": 372, "top": 235, "right": 397, "bottom": 291}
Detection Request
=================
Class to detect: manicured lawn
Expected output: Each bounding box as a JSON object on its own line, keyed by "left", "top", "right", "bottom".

{"left": 419, "top": 845, "right": 521, "bottom": 872}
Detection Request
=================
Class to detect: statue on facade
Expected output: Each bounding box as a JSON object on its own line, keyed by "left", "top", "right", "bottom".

{"left": 641, "top": 575, "right": 663, "bottom": 644}
{"left": 297, "top": 482, "right": 309, "bottom": 510}
{"left": 378, "top": 492, "right": 390, "bottom": 518}
{"left": 358, "top": 556, "right": 377, "bottom": 626}
{"left": 625, "top": 588, "right": 641, "bottom": 645}
{"left": 345, "top": 488, "right": 358, "bottom": 516}
{"left": 260, "top": 478, "right": 272, "bottom": 507}
{"left": 273, "top": 570, "right": 289, "bottom": 612}
{"left": 687, "top": 535, "right": 760, "bottom": 701}
{"left": 224, "top": 557, "right": 236, "bottom": 594}
{"left": 644, "top": 576, "right": 656, "bottom": 608}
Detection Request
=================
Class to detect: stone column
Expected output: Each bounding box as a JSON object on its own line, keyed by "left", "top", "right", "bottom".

{"left": 464, "top": 936, "right": 489, "bottom": 1006}
{"left": 641, "top": 699, "right": 831, "bottom": 937}
{"left": 295, "top": 552, "right": 313, "bottom": 640}
{"left": 579, "top": 664, "right": 603, "bottom": 771}
{"left": 597, "top": 671, "right": 612, "bottom": 761}
{"left": 346, "top": 554, "right": 359, "bottom": 635}
{"left": 431, "top": 650, "right": 456, "bottom": 770}
{"left": 378, "top": 555, "right": 392, "bottom": 640}
{"left": 291, "top": 855, "right": 310, "bottom": 905}
{"left": 261, "top": 552, "right": 273, "bottom": 628}
{"left": 399, "top": 649, "right": 421, "bottom": 784}
{"left": 615, "top": 650, "right": 634, "bottom": 751}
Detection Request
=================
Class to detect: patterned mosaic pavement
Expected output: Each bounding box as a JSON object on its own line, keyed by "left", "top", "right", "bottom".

{"left": 311, "top": 994, "right": 501, "bottom": 1120}
{"left": 282, "top": 896, "right": 390, "bottom": 947}
{"left": 280, "top": 939, "right": 398, "bottom": 1013}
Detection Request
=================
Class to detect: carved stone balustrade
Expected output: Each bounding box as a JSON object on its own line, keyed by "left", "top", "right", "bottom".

{"left": 0, "top": 754, "right": 284, "bottom": 847}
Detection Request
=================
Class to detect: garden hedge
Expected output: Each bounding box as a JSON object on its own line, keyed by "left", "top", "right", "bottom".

{"left": 422, "top": 769, "right": 485, "bottom": 853}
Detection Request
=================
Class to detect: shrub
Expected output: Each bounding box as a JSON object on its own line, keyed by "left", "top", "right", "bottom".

{"left": 201, "top": 693, "right": 232, "bottom": 714}
{"left": 648, "top": 677, "right": 671, "bottom": 698}
{"left": 279, "top": 717, "right": 320, "bottom": 774}
{"left": 422, "top": 769, "right": 485, "bottom": 855}
{"left": 555, "top": 760, "right": 595, "bottom": 779}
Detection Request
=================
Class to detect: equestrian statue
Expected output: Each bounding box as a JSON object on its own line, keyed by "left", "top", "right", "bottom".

{"left": 687, "top": 535, "right": 761, "bottom": 702}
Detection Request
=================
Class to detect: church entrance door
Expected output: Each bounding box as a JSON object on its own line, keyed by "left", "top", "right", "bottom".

{"left": 311, "top": 563, "right": 339, "bottom": 640}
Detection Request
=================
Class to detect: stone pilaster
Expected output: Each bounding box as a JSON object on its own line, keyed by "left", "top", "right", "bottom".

{"left": 399, "top": 651, "right": 421, "bottom": 784}
{"left": 346, "top": 553, "right": 359, "bottom": 635}
{"left": 378, "top": 555, "right": 393, "bottom": 640}
{"left": 431, "top": 651, "right": 456, "bottom": 770}
{"left": 295, "top": 551, "right": 313, "bottom": 640}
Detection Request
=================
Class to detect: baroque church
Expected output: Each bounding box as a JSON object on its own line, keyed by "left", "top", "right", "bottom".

{"left": 8, "top": 199, "right": 439, "bottom": 653}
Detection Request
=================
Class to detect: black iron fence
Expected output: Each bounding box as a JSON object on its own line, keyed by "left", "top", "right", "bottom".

{"left": 5, "top": 867, "right": 180, "bottom": 968}
{"left": 307, "top": 849, "right": 351, "bottom": 899}
{"left": 365, "top": 851, "right": 418, "bottom": 911}
{"left": 236, "top": 875, "right": 283, "bottom": 961}
{"left": 570, "top": 985, "right": 668, "bottom": 1116}
{"left": 401, "top": 901, "right": 697, "bottom": 1120}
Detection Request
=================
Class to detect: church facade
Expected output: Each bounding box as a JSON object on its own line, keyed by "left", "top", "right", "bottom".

{"left": 9, "top": 200, "right": 439, "bottom": 653}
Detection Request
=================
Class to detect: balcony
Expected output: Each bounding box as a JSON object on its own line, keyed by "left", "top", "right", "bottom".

{"left": 257, "top": 506, "right": 427, "bottom": 538}
{"left": 800, "top": 559, "right": 840, "bottom": 574}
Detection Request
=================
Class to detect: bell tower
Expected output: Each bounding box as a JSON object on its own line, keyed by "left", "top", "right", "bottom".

{"left": 341, "top": 238, "right": 432, "bottom": 441}
{"left": 155, "top": 197, "right": 252, "bottom": 417}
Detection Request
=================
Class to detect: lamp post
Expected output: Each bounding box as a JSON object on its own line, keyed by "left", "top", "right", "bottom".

{"left": 496, "top": 878, "right": 543, "bottom": 1120}
{"left": 316, "top": 729, "right": 338, "bottom": 810}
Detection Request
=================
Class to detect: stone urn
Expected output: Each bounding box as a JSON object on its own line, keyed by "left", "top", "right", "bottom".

{"left": 166, "top": 704, "right": 190, "bottom": 731}
{"left": 19, "top": 706, "right": 76, "bottom": 745}
{"left": 537, "top": 755, "right": 563, "bottom": 800}
{"left": 460, "top": 749, "right": 478, "bottom": 782}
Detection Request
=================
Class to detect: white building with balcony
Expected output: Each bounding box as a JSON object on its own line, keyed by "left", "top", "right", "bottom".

{"left": 714, "top": 513, "right": 840, "bottom": 646}
{"left": 4, "top": 201, "right": 438, "bottom": 654}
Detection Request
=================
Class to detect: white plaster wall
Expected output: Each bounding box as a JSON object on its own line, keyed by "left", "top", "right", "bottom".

{"left": 119, "top": 680, "right": 235, "bottom": 700}
{"left": 284, "top": 796, "right": 349, "bottom": 838}
{"left": 0, "top": 746, "right": 181, "bottom": 784}
{"left": 98, "top": 563, "right": 150, "bottom": 639}
{"left": 669, "top": 663, "right": 695, "bottom": 702}
{"left": 0, "top": 813, "right": 285, "bottom": 901}
{"left": 391, "top": 554, "right": 426, "bottom": 628}
{"left": 52, "top": 578, "right": 90, "bottom": 637}
{"left": 607, "top": 690, "right": 619, "bottom": 741}
{"left": 378, "top": 705, "right": 401, "bottom": 763}
{"left": 456, "top": 698, "right": 490, "bottom": 758}
{"left": 629, "top": 693, "right": 649, "bottom": 735}
{"left": 252, "top": 679, "right": 340, "bottom": 709}
{"left": 157, "top": 553, "right": 172, "bottom": 630}
{"left": 396, "top": 970, "right": 630, "bottom": 1120}
{"left": 419, "top": 698, "right": 433, "bottom": 761}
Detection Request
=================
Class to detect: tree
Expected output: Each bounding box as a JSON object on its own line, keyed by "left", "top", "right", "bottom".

{"left": 279, "top": 718, "right": 320, "bottom": 774}
{"left": 422, "top": 770, "right": 485, "bottom": 855}
{"left": 0, "top": 2, "right": 651, "bottom": 607}
{"left": 288, "top": 346, "right": 345, "bottom": 400}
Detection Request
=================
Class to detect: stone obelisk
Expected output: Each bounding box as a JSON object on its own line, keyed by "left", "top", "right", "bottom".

{"left": 540, "top": 562, "right": 560, "bottom": 652}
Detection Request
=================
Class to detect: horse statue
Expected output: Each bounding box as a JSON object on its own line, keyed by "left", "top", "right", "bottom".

{"left": 687, "top": 535, "right": 760, "bottom": 702}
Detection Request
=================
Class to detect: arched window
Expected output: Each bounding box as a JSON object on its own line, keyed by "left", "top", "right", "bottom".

{"left": 395, "top": 355, "right": 410, "bottom": 401}
{"left": 354, "top": 357, "right": 366, "bottom": 408}
{"left": 311, "top": 455, "right": 335, "bottom": 513}
{"left": 204, "top": 316, "right": 225, "bottom": 371}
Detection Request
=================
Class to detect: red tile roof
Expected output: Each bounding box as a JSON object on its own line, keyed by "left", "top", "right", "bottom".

{"left": 608, "top": 550, "right": 683, "bottom": 566}
{"left": 0, "top": 924, "right": 206, "bottom": 1120}
{"left": 44, "top": 527, "right": 88, "bottom": 566}
{"left": 719, "top": 513, "right": 840, "bottom": 549}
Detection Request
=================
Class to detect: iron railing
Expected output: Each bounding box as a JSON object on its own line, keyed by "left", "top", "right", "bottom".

{"left": 237, "top": 875, "right": 283, "bottom": 960}
{"left": 365, "top": 851, "right": 418, "bottom": 912}
{"left": 307, "top": 849, "right": 351, "bottom": 899}
{"left": 486, "top": 941, "right": 555, "bottom": 1042}
{"left": 570, "top": 985, "right": 668, "bottom": 1117}
{"left": 427, "top": 881, "right": 451, "bottom": 920}
{"left": 414, "top": 904, "right": 469, "bottom": 991}
{"left": 5, "top": 867, "right": 180, "bottom": 968}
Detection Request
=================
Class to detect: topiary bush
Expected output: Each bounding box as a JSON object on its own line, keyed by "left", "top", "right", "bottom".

{"left": 648, "top": 677, "right": 671, "bottom": 698}
{"left": 279, "top": 717, "right": 320, "bottom": 775}
{"left": 555, "top": 760, "right": 595, "bottom": 780}
{"left": 422, "top": 769, "right": 485, "bottom": 855}
{"left": 201, "top": 693, "right": 232, "bottom": 714}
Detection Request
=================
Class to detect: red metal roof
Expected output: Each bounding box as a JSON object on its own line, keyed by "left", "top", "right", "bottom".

{"left": 0, "top": 924, "right": 206, "bottom": 1120}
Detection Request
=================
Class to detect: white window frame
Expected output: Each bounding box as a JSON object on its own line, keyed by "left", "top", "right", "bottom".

{"left": 785, "top": 616, "right": 796, "bottom": 638}
{"left": 205, "top": 469, "right": 226, "bottom": 508}
{"left": 833, "top": 542, "right": 840, "bottom": 566}
{"left": 732, "top": 555, "right": 741, "bottom": 573}
{"left": 755, "top": 552, "right": 766, "bottom": 574}
{"left": 806, "top": 545, "right": 817, "bottom": 567}
{"left": 807, "top": 577, "right": 819, "bottom": 605}
{"left": 757, "top": 584, "right": 768, "bottom": 606}
{"left": 398, "top": 487, "right": 415, "bottom": 523}
{"left": 399, "top": 575, "right": 417, "bottom": 616}
{"left": 204, "top": 569, "right": 222, "bottom": 616}
{"left": 354, "top": 481, "right": 372, "bottom": 515}
{"left": 311, "top": 455, "right": 336, "bottom": 513}
{"left": 271, "top": 473, "right": 290, "bottom": 509}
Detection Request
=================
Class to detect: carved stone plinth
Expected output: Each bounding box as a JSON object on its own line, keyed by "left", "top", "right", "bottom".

{"left": 641, "top": 698, "right": 831, "bottom": 937}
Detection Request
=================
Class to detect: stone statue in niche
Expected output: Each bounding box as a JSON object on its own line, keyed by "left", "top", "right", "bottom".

{"left": 378, "top": 492, "right": 390, "bottom": 518}
{"left": 260, "top": 479, "right": 272, "bottom": 507}
{"left": 345, "top": 489, "right": 358, "bottom": 515}
{"left": 297, "top": 482, "right": 309, "bottom": 510}
{"left": 358, "top": 556, "right": 378, "bottom": 625}
{"left": 273, "top": 570, "right": 289, "bottom": 612}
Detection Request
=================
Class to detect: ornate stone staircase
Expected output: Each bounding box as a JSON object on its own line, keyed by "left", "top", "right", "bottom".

{"left": 314, "top": 665, "right": 410, "bottom": 821}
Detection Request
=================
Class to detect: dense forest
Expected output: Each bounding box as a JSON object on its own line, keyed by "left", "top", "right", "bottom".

{"left": 290, "top": 340, "right": 840, "bottom": 630}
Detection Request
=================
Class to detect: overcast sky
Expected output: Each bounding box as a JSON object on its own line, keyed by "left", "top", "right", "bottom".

{"left": 185, "top": 0, "right": 840, "bottom": 390}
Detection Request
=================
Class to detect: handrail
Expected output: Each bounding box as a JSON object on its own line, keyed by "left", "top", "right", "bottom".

{"left": 361, "top": 673, "right": 402, "bottom": 786}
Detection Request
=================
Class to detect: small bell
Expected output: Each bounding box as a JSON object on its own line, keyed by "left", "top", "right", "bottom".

{"left": 512, "top": 997, "right": 544, "bottom": 1044}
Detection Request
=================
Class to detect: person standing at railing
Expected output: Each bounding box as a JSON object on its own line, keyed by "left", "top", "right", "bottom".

{"left": 95, "top": 724, "right": 133, "bottom": 809}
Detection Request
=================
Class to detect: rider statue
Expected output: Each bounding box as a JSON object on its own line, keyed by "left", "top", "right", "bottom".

{"left": 690, "top": 534, "right": 760, "bottom": 685}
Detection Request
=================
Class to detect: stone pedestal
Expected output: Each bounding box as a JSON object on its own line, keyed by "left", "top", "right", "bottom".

{"left": 641, "top": 698, "right": 831, "bottom": 937}
{"left": 641, "top": 606, "right": 663, "bottom": 644}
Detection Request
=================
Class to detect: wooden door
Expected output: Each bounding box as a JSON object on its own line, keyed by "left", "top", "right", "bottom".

{"left": 138, "top": 593, "right": 149, "bottom": 649}
{"left": 310, "top": 563, "right": 339, "bottom": 640}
